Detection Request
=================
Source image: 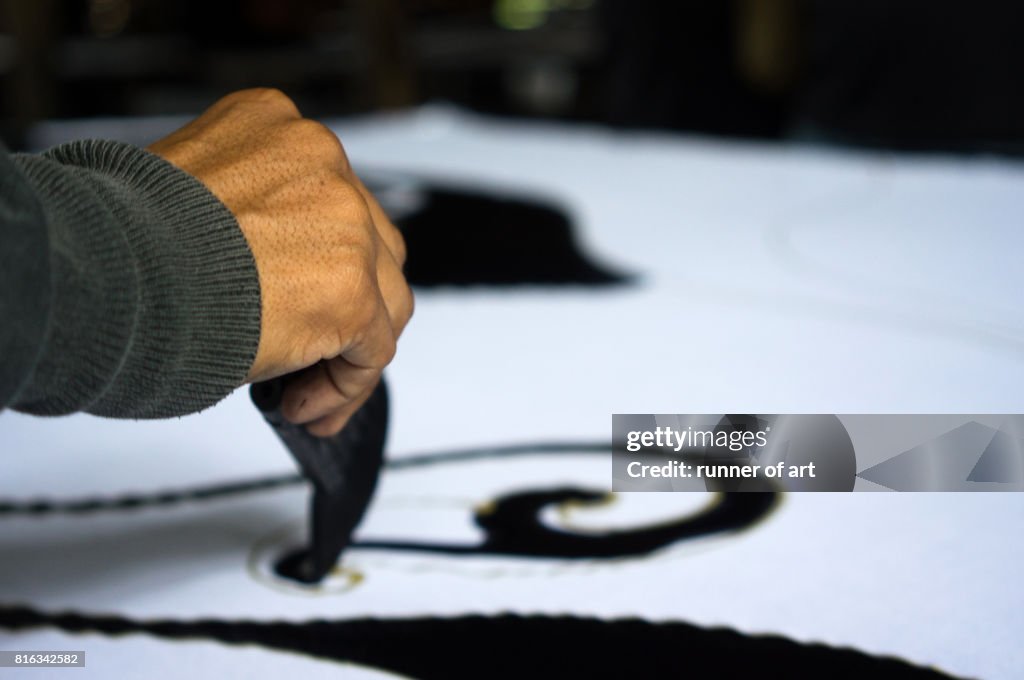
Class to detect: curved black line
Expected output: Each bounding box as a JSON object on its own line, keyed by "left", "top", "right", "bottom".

{"left": 0, "top": 441, "right": 608, "bottom": 517}
{"left": 357, "top": 487, "right": 779, "bottom": 559}
{"left": 0, "top": 474, "right": 303, "bottom": 516}
{"left": 0, "top": 441, "right": 780, "bottom": 563}
{"left": 386, "top": 441, "right": 611, "bottom": 469}
{"left": 0, "top": 606, "right": 962, "bottom": 680}
{"left": 0, "top": 444, "right": 946, "bottom": 678}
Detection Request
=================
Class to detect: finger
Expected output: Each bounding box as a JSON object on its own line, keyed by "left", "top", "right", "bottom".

{"left": 285, "top": 299, "right": 390, "bottom": 425}
{"left": 305, "top": 384, "right": 377, "bottom": 437}
{"left": 281, "top": 357, "right": 378, "bottom": 426}
{"left": 375, "top": 246, "right": 415, "bottom": 335}
{"left": 340, "top": 289, "right": 397, "bottom": 371}
{"left": 350, "top": 173, "right": 407, "bottom": 267}
{"left": 280, "top": 363, "right": 337, "bottom": 424}
{"left": 303, "top": 296, "right": 395, "bottom": 433}
{"left": 306, "top": 357, "right": 380, "bottom": 435}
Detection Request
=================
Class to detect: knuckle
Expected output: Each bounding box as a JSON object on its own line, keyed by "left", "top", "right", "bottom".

{"left": 218, "top": 89, "right": 252, "bottom": 105}
{"left": 368, "top": 325, "right": 397, "bottom": 367}
{"left": 401, "top": 283, "right": 415, "bottom": 324}
{"left": 379, "top": 335, "right": 398, "bottom": 365}
{"left": 392, "top": 229, "right": 408, "bottom": 265}
{"left": 335, "top": 143, "right": 353, "bottom": 173}
{"left": 343, "top": 186, "right": 374, "bottom": 224}
{"left": 224, "top": 87, "right": 292, "bottom": 109}
{"left": 323, "top": 181, "right": 372, "bottom": 224}
{"left": 292, "top": 119, "right": 348, "bottom": 162}
{"left": 294, "top": 117, "right": 332, "bottom": 141}
{"left": 361, "top": 269, "right": 384, "bottom": 306}
{"left": 253, "top": 87, "right": 298, "bottom": 110}
{"left": 349, "top": 304, "right": 377, "bottom": 337}
{"left": 216, "top": 88, "right": 301, "bottom": 126}
{"left": 342, "top": 266, "right": 380, "bottom": 319}
{"left": 352, "top": 193, "right": 373, "bottom": 225}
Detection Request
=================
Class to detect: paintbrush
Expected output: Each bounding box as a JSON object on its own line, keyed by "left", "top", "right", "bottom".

{"left": 249, "top": 375, "right": 388, "bottom": 583}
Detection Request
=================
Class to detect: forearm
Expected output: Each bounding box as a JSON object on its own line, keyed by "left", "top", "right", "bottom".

{"left": 1, "top": 140, "right": 261, "bottom": 418}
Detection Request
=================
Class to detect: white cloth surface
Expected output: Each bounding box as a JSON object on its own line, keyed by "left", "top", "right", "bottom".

{"left": 2, "top": 105, "right": 1023, "bottom": 680}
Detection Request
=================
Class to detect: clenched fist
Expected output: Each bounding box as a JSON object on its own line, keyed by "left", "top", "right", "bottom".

{"left": 149, "top": 89, "right": 413, "bottom": 436}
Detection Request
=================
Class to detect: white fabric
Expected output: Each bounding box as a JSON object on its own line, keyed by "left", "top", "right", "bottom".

{"left": 2, "top": 106, "right": 1022, "bottom": 679}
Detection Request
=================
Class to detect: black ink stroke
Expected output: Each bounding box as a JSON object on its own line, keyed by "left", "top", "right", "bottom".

{"left": 0, "top": 442, "right": 778, "bottom": 562}
{"left": 0, "top": 449, "right": 960, "bottom": 679}
{"left": 359, "top": 487, "right": 777, "bottom": 559}
{"left": 388, "top": 185, "right": 631, "bottom": 288}
{"left": 0, "top": 607, "right": 963, "bottom": 680}
{"left": 0, "top": 474, "right": 301, "bottom": 516}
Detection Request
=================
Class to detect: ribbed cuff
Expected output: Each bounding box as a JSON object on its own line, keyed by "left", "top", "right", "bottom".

{"left": 15, "top": 140, "right": 261, "bottom": 418}
{"left": 0, "top": 147, "right": 53, "bottom": 409}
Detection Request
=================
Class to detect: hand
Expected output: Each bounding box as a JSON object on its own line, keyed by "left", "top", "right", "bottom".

{"left": 149, "top": 88, "right": 413, "bottom": 436}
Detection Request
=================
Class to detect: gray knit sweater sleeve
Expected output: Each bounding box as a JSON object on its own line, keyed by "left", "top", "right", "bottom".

{"left": 0, "top": 140, "right": 261, "bottom": 418}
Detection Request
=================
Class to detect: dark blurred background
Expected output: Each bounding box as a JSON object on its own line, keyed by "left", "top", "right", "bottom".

{"left": 1, "top": 0, "right": 1022, "bottom": 153}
